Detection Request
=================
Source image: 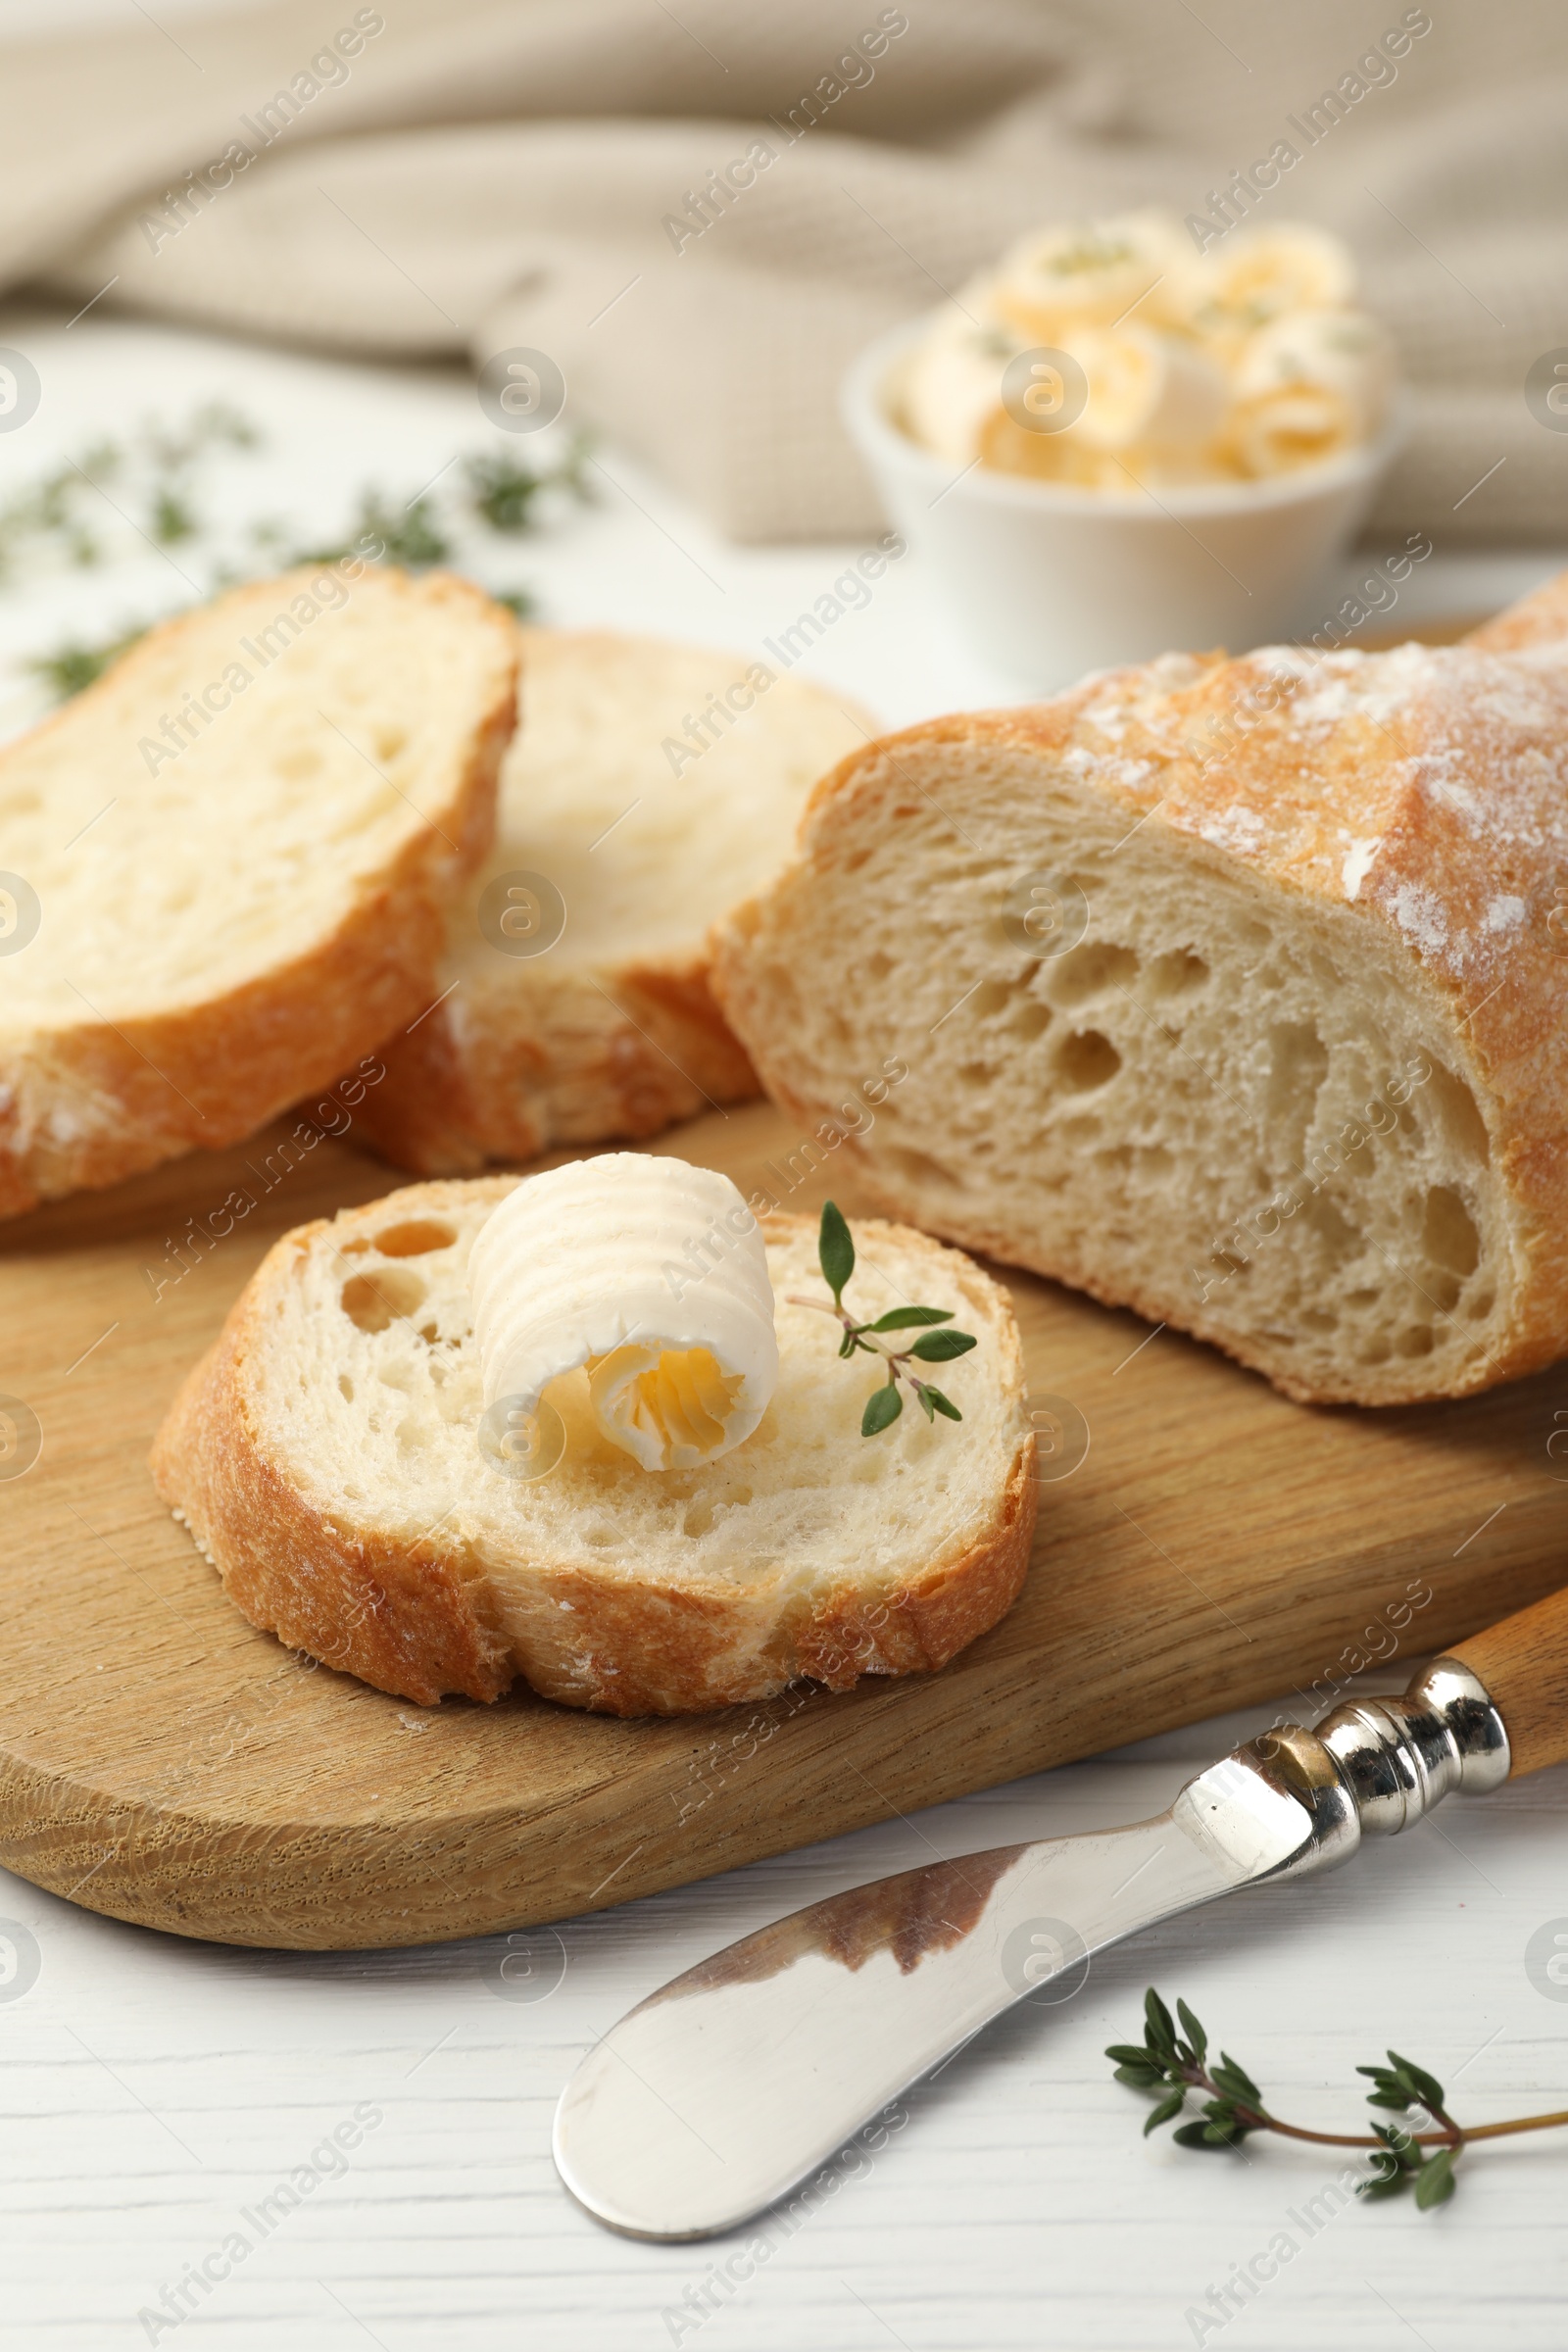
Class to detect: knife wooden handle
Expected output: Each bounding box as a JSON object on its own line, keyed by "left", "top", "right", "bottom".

{"left": 1451, "top": 1589, "right": 1568, "bottom": 1778}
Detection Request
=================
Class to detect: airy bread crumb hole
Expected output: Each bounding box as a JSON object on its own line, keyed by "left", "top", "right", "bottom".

{"left": 340, "top": 1267, "right": 428, "bottom": 1333}
{"left": 1055, "top": 1029, "right": 1121, "bottom": 1091}
{"left": 1050, "top": 941, "right": 1140, "bottom": 1004}
{"left": 889, "top": 1145, "right": 961, "bottom": 1188}
{"left": 1266, "top": 1021, "right": 1328, "bottom": 1159}
{"left": 1428, "top": 1066, "right": 1490, "bottom": 1164}
{"left": 1145, "top": 949, "right": 1210, "bottom": 999}
{"left": 373, "top": 1218, "right": 458, "bottom": 1256}
{"left": 1422, "top": 1186, "right": 1480, "bottom": 1276}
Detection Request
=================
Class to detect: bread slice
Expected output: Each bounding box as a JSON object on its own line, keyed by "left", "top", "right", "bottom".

{"left": 150, "top": 1178, "right": 1036, "bottom": 1716}
{"left": 710, "top": 581, "right": 1568, "bottom": 1406}
{"left": 353, "top": 630, "right": 874, "bottom": 1173}
{"left": 0, "top": 564, "right": 516, "bottom": 1218}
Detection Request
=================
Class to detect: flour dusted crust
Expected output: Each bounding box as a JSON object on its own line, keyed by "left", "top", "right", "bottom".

{"left": 355, "top": 629, "right": 873, "bottom": 1172}
{"left": 710, "top": 578, "right": 1568, "bottom": 1405}
{"left": 151, "top": 1182, "right": 1036, "bottom": 1715}
{"left": 0, "top": 567, "right": 516, "bottom": 1218}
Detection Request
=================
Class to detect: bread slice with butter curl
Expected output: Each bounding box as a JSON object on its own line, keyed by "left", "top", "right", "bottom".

{"left": 150, "top": 1180, "right": 1037, "bottom": 1715}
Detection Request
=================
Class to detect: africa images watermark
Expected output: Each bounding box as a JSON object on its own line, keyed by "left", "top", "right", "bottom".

{"left": 662, "top": 532, "right": 906, "bottom": 777}
{"left": 1260, "top": 1575, "right": 1435, "bottom": 1741}
{"left": 142, "top": 1054, "right": 387, "bottom": 1303}
{"left": 661, "top": 2101, "right": 911, "bottom": 2344}
{"left": 1183, "top": 2163, "right": 1363, "bottom": 2344}
{"left": 1184, "top": 8, "right": 1433, "bottom": 251}
{"left": 136, "top": 2101, "right": 383, "bottom": 2342}
{"left": 136, "top": 535, "right": 384, "bottom": 776}
{"left": 137, "top": 10, "right": 386, "bottom": 254}
{"left": 662, "top": 10, "right": 909, "bottom": 254}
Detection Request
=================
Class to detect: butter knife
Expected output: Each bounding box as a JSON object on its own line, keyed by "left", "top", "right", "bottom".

{"left": 554, "top": 1585, "right": 1568, "bottom": 2239}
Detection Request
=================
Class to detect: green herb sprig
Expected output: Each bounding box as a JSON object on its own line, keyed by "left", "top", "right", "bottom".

{"left": 0, "top": 403, "right": 256, "bottom": 590}
{"left": 790, "top": 1200, "right": 977, "bottom": 1438}
{"left": 465, "top": 434, "right": 593, "bottom": 532}
{"left": 11, "top": 410, "right": 594, "bottom": 702}
{"left": 1110, "top": 1987, "right": 1568, "bottom": 2210}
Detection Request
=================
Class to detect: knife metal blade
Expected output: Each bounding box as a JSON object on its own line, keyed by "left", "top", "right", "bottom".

{"left": 554, "top": 1656, "right": 1509, "bottom": 2240}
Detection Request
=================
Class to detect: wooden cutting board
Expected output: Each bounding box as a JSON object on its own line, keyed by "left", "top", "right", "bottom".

{"left": 2, "top": 608, "right": 1559, "bottom": 1952}
{"left": 1, "top": 1091, "right": 1564, "bottom": 1951}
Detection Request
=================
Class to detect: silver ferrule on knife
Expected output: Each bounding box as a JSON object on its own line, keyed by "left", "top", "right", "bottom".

{"left": 1206, "top": 1654, "right": 1511, "bottom": 1877}
{"left": 1301, "top": 1655, "right": 1510, "bottom": 1838}
{"left": 554, "top": 1654, "right": 1512, "bottom": 2242}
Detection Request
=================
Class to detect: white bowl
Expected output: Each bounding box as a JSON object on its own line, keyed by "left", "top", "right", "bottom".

{"left": 842, "top": 316, "right": 1406, "bottom": 691}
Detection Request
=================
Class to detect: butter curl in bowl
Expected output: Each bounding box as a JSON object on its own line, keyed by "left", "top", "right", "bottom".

{"left": 901, "top": 213, "right": 1395, "bottom": 489}
{"left": 843, "top": 210, "right": 1405, "bottom": 686}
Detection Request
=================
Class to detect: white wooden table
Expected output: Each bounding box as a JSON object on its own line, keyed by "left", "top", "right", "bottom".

{"left": 2, "top": 301, "right": 1566, "bottom": 2352}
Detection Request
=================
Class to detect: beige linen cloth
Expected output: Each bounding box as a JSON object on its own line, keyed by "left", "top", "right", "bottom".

{"left": 5, "top": 0, "right": 1566, "bottom": 541}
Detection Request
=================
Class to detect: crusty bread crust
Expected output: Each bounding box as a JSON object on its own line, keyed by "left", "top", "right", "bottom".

{"left": 710, "top": 583, "right": 1568, "bottom": 1406}
{"left": 0, "top": 568, "right": 517, "bottom": 1219}
{"left": 354, "top": 627, "right": 872, "bottom": 1174}
{"left": 1463, "top": 570, "right": 1568, "bottom": 655}
{"left": 150, "top": 1188, "right": 1037, "bottom": 1716}
{"left": 354, "top": 948, "right": 759, "bottom": 1174}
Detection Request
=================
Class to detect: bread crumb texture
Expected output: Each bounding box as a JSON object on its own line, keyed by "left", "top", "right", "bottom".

{"left": 711, "top": 614, "right": 1568, "bottom": 1405}
{"left": 355, "top": 629, "right": 874, "bottom": 1170}
{"left": 151, "top": 1184, "right": 1036, "bottom": 1714}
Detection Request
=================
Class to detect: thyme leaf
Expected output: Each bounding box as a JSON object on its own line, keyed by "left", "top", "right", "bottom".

{"left": 795, "top": 1200, "right": 977, "bottom": 1438}
{"left": 1108, "top": 1988, "right": 1568, "bottom": 2208}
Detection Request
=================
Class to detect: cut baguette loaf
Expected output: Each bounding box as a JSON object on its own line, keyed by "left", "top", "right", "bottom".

{"left": 150, "top": 1179, "right": 1036, "bottom": 1715}
{"left": 0, "top": 565, "right": 516, "bottom": 1218}
{"left": 354, "top": 630, "right": 874, "bottom": 1173}
{"left": 710, "top": 580, "right": 1568, "bottom": 1406}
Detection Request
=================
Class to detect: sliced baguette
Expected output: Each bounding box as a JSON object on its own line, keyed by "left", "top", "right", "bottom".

{"left": 0, "top": 564, "right": 516, "bottom": 1217}
{"left": 150, "top": 1178, "right": 1036, "bottom": 1716}
{"left": 710, "top": 585, "right": 1568, "bottom": 1406}
{"left": 354, "top": 631, "right": 874, "bottom": 1173}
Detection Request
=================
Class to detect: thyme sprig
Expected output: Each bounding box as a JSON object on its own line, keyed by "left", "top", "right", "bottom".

{"left": 1111, "top": 1988, "right": 1568, "bottom": 2210}
{"left": 789, "top": 1200, "right": 976, "bottom": 1438}
{"left": 465, "top": 435, "right": 593, "bottom": 532}
{"left": 0, "top": 402, "right": 255, "bottom": 587}
{"left": 9, "top": 409, "right": 594, "bottom": 701}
